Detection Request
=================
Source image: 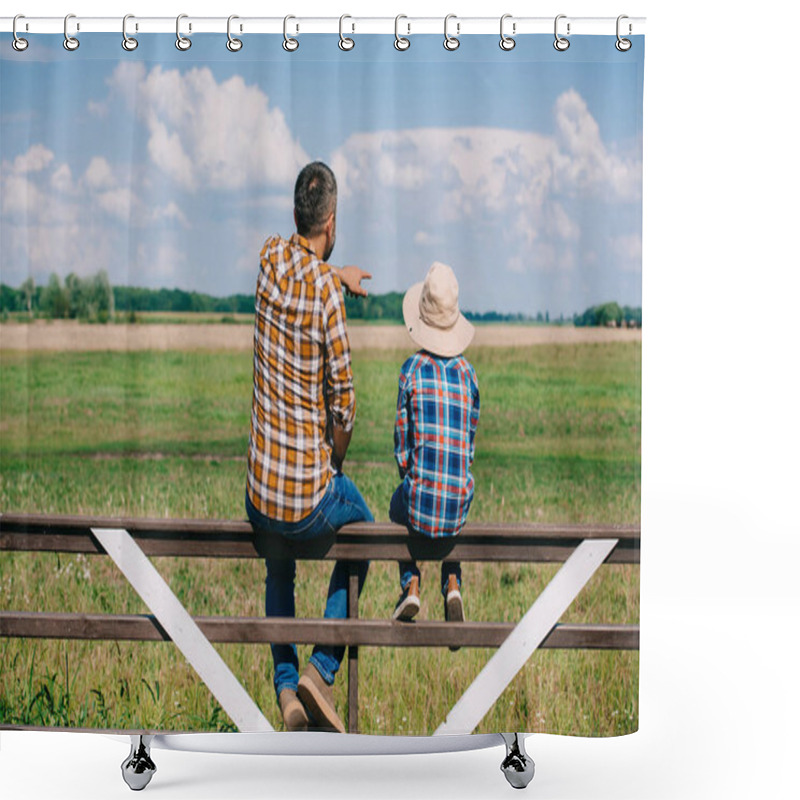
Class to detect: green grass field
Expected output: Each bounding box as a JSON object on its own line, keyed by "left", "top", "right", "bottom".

{"left": 0, "top": 340, "right": 640, "bottom": 736}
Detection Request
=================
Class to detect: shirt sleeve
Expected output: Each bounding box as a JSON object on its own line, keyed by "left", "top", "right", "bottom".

{"left": 394, "top": 367, "right": 411, "bottom": 479}
{"left": 469, "top": 370, "right": 480, "bottom": 464}
{"left": 322, "top": 274, "right": 356, "bottom": 433}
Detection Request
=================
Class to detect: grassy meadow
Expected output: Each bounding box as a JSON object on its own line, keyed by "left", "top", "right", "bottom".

{"left": 0, "top": 337, "right": 640, "bottom": 736}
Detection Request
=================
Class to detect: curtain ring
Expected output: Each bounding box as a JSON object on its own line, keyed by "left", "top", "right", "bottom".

{"left": 339, "top": 15, "right": 355, "bottom": 51}
{"left": 443, "top": 14, "right": 460, "bottom": 51}
{"left": 227, "top": 15, "right": 243, "bottom": 51}
{"left": 176, "top": 14, "right": 191, "bottom": 50}
{"left": 63, "top": 13, "right": 79, "bottom": 51}
{"left": 394, "top": 15, "right": 410, "bottom": 51}
{"left": 499, "top": 14, "right": 516, "bottom": 51}
{"left": 122, "top": 14, "right": 138, "bottom": 51}
{"left": 616, "top": 15, "right": 632, "bottom": 51}
{"left": 12, "top": 15, "right": 29, "bottom": 52}
{"left": 553, "top": 14, "right": 570, "bottom": 51}
{"left": 283, "top": 15, "right": 299, "bottom": 51}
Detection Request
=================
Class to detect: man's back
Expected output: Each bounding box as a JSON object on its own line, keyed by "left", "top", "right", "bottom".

{"left": 247, "top": 233, "right": 355, "bottom": 523}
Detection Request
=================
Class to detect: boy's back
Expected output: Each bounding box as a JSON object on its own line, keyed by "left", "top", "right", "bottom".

{"left": 394, "top": 350, "right": 480, "bottom": 538}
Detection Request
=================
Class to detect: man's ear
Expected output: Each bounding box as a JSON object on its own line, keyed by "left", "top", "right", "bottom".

{"left": 293, "top": 208, "right": 298, "bottom": 229}
{"left": 325, "top": 211, "right": 335, "bottom": 236}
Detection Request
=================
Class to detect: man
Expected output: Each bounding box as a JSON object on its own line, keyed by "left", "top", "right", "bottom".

{"left": 246, "top": 161, "right": 372, "bottom": 733}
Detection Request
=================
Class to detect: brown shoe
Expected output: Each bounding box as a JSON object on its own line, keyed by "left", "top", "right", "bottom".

{"left": 392, "top": 575, "right": 421, "bottom": 621}
{"left": 297, "top": 663, "right": 346, "bottom": 733}
{"left": 444, "top": 574, "right": 464, "bottom": 652}
{"left": 279, "top": 688, "right": 308, "bottom": 732}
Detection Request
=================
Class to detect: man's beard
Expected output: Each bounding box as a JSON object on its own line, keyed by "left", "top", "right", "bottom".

{"left": 323, "top": 219, "right": 336, "bottom": 261}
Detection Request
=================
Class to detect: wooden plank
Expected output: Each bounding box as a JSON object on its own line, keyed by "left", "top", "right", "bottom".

{"left": 347, "top": 566, "right": 360, "bottom": 734}
{"left": 0, "top": 513, "right": 640, "bottom": 564}
{"left": 0, "top": 512, "right": 641, "bottom": 540}
{"left": 0, "top": 612, "right": 639, "bottom": 650}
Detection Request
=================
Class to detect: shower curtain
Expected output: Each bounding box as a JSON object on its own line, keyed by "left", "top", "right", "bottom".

{"left": 0, "top": 25, "right": 643, "bottom": 740}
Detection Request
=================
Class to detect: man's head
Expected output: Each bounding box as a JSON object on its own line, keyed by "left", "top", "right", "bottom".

{"left": 294, "top": 162, "right": 337, "bottom": 261}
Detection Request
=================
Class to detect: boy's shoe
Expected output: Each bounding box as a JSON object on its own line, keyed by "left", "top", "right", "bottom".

{"left": 392, "top": 575, "right": 421, "bottom": 621}
{"left": 278, "top": 688, "right": 308, "bottom": 732}
{"left": 297, "top": 663, "right": 346, "bottom": 733}
{"left": 444, "top": 574, "right": 464, "bottom": 652}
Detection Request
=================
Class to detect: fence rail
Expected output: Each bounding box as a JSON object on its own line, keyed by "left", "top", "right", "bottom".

{"left": 0, "top": 512, "right": 640, "bottom": 733}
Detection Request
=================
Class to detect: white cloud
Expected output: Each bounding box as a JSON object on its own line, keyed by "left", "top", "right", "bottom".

{"left": 330, "top": 90, "right": 641, "bottom": 278}
{"left": 12, "top": 144, "right": 54, "bottom": 174}
{"left": 552, "top": 89, "right": 641, "bottom": 201}
{"left": 106, "top": 64, "right": 309, "bottom": 192}
{"left": 96, "top": 188, "right": 134, "bottom": 221}
{"left": 0, "top": 141, "right": 189, "bottom": 285}
{"left": 83, "top": 157, "right": 117, "bottom": 191}
{"left": 51, "top": 164, "right": 74, "bottom": 194}
{"left": 152, "top": 202, "right": 189, "bottom": 227}
{"left": 414, "top": 230, "right": 443, "bottom": 247}
{"left": 2, "top": 174, "right": 39, "bottom": 216}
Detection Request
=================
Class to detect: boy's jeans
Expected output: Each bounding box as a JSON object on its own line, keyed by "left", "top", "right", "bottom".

{"left": 246, "top": 472, "right": 372, "bottom": 700}
{"left": 389, "top": 483, "right": 462, "bottom": 595}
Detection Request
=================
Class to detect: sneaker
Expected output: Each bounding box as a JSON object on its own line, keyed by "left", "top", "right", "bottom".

{"left": 392, "top": 575, "right": 421, "bottom": 621}
{"left": 444, "top": 574, "right": 464, "bottom": 652}
{"left": 297, "top": 663, "right": 346, "bottom": 734}
{"left": 278, "top": 688, "right": 308, "bottom": 732}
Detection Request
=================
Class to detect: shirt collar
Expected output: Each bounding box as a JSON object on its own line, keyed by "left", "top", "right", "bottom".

{"left": 290, "top": 232, "right": 316, "bottom": 256}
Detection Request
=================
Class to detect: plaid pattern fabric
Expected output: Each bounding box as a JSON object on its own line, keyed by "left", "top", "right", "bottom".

{"left": 394, "top": 351, "right": 480, "bottom": 537}
{"left": 247, "top": 233, "right": 355, "bottom": 522}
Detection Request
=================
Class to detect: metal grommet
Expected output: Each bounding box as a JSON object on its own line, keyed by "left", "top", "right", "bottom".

{"left": 176, "top": 14, "right": 191, "bottom": 51}
{"left": 616, "top": 15, "right": 632, "bottom": 51}
{"left": 63, "top": 13, "right": 79, "bottom": 51}
{"left": 12, "top": 15, "right": 29, "bottom": 52}
{"left": 394, "top": 15, "right": 410, "bottom": 50}
{"left": 227, "top": 15, "right": 243, "bottom": 52}
{"left": 122, "top": 14, "right": 138, "bottom": 51}
{"left": 283, "top": 15, "right": 299, "bottom": 52}
{"left": 554, "top": 14, "right": 570, "bottom": 51}
{"left": 339, "top": 14, "right": 355, "bottom": 51}
{"left": 499, "top": 14, "right": 516, "bottom": 51}
{"left": 444, "top": 14, "right": 460, "bottom": 51}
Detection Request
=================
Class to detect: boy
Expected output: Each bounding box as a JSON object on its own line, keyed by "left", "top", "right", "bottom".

{"left": 390, "top": 262, "right": 480, "bottom": 627}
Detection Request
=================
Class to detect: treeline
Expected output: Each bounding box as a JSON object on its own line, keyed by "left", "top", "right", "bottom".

{"left": 114, "top": 286, "right": 253, "bottom": 314}
{"left": 1, "top": 272, "right": 115, "bottom": 322}
{"left": 344, "top": 291, "right": 403, "bottom": 321}
{"left": 0, "top": 273, "right": 253, "bottom": 320}
{"left": 2, "top": 271, "right": 641, "bottom": 328}
{"left": 574, "top": 302, "right": 641, "bottom": 328}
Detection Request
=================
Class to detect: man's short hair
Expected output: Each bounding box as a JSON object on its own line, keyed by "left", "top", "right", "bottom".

{"left": 294, "top": 162, "right": 337, "bottom": 238}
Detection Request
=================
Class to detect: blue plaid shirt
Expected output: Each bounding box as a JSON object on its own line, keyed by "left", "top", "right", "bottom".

{"left": 394, "top": 351, "right": 480, "bottom": 537}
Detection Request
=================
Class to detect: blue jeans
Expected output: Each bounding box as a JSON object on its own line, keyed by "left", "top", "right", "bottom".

{"left": 246, "top": 473, "right": 372, "bottom": 700}
{"left": 389, "top": 483, "right": 461, "bottom": 596}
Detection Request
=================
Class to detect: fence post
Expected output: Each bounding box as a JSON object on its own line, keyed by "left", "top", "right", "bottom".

{"left": 347, "top": 563, "right": 359, "bottom": 733}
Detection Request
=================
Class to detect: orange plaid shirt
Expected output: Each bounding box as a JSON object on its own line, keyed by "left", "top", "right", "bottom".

{"left": 247, "top": 233, "right": 356, "bottom": 522}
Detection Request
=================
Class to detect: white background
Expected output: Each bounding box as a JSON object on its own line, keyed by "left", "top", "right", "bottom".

{"left": 2, "top": 1, "right": 799, "bottom": 798}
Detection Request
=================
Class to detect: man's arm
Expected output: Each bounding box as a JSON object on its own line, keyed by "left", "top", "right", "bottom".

{"left": 331, "top": 423, "right": 352, "bottom": 473}
{"left": 337, "top": 265, "right": 372, "bottom": 298}
{"left": 394, "top": 371, "right": 411, "bottom": 479}
{"left": 322, "top": 276, "right": 357, "bottom": 470}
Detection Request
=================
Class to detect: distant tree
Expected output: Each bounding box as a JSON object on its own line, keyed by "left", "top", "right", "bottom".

{"left": 41, "top": 274, "right": 70, "bottom": 318}
{"left": 20, "top": 277, "right": 35, "bottom": 317}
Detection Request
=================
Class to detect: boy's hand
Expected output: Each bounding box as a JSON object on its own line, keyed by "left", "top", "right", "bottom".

{"left": 338, "top": 265, "right": 372, "bottom": 298}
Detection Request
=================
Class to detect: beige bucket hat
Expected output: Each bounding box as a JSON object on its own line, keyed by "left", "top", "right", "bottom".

{"left": 402, "top": 262, "right": 475, "bottom": 358}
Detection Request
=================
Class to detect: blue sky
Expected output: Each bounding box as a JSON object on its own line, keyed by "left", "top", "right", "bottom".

{"left": 1, "top": 33, "right": 643, "bottom": 315}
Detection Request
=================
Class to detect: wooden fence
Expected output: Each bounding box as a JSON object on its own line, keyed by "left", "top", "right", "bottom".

{"left": 0, "top": 513, "right": 640, "bottom": 733}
